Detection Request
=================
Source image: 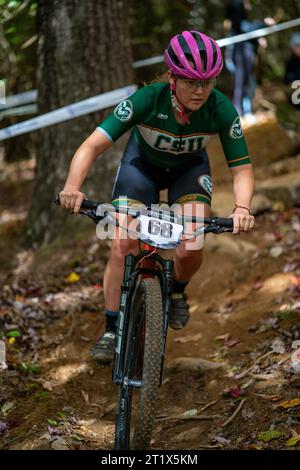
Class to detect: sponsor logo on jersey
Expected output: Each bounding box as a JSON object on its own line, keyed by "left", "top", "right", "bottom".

{"left": 229, "top": 116, "right": 243, "bottom": 139}
{"left": 198, "top": 175, "right": 212, "bottom": 196}
{"left": 114, "top": 100, "right": 133, "bottom": 122}
{"left": 137, "top": 125, "right": 214, "bottom": 155}
{"left": 157, "top": 113, "right": 168, "bottom": 119}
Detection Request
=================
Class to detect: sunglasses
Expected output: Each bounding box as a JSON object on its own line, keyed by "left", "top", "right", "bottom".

{"left": 175, "top": 76, "right": 216, "bottom": 91}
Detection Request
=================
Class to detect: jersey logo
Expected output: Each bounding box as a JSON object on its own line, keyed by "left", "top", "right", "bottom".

{"left": 157, "top": 113, "right": 168, "bottom": 119}
{"left": 114, "top": 100, "right": 133, "bottom": 122}
{"left": 198, "top": 175, "right": 212, "bottom": 196}
{"left": 229, "top": 116, "right": 243, "bottom": 139}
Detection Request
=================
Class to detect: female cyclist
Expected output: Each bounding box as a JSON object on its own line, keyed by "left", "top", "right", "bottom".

{"left": 59, "top": 30, "right": 255, "bottom": 365}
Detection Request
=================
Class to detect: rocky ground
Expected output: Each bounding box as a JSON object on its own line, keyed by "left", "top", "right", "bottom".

{"left": 0, "top": 108, "right": 300, "bottom": 450}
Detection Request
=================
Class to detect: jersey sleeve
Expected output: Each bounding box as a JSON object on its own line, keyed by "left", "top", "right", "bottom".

{"left": 216, "top": 94, "right": 251, "bottom": 168}
{"left": 96, "top": 86, "right": 155, "bottom": 142}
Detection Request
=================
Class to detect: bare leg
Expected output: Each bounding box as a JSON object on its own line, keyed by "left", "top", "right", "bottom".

{"left": 173, "top": 203, "right": 211, "bottom": 282}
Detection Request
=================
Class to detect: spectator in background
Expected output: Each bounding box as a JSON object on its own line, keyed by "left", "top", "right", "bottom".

{"left": 284, "top": 32, "right": 300, "bottom": 85}
{"left": 283, "top": 32, "right": 300, "bottom": 110}
{"left": 224, "top": 0, "right": 275, "bottom": 121}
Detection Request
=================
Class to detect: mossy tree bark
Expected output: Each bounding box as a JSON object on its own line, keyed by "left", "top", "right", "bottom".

{"left": 26, "top": 0, "right": 134, "bottom": 246}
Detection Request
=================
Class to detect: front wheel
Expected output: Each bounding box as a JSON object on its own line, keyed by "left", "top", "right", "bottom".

{"left": 115, "top": 277, "right": 163, "bottom": 450}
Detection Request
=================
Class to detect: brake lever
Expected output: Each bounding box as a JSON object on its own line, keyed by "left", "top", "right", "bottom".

{"left": 210, "top": 226, "right": 233, "bottom": 234}
{"left": 190, "top": 224, "right": 232, "bottom": 237}
{"left": 77, "top": 208, "right": 100, "bottom": 223}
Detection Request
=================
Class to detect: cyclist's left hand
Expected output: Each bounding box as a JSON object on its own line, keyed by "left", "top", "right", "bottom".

{"left": 229, "top": 208, "right": 255, "bottom": 235}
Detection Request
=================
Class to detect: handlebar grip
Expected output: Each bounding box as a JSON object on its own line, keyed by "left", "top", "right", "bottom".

{"left": 211, "top": 217, "right": 233, "bottom": 228}
{"left": 80, "top": 199, "right": 99, "bottom": 210}
{"left": 54, "top": 193, "right": 98, "bottom": 210}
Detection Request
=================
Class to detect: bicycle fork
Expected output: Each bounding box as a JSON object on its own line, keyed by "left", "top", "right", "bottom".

{"left": 112, "top": 253, "right": 136, "bottom": 385}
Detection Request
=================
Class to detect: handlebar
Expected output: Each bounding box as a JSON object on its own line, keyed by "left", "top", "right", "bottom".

{"left": 55, "top": 194, "right": 233, "bottom": 231}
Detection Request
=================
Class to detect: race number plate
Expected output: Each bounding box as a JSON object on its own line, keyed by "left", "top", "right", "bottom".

{"left": 138, "top": 214, "right": 183, "bottom": 249}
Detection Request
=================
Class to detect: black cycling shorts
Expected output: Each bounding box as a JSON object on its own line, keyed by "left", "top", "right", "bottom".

{"left": 112, "top": 132, "right": 212, "bottom": 207}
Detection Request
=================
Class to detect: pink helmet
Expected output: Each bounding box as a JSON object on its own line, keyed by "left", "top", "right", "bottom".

{"left": 164, "top": 30, "right": 223, "bottom": 80}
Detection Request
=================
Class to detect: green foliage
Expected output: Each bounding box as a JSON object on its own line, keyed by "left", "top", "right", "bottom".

{"left": 6, "top": 330, "right": 21, "bottom": 337}
{"left": 20, "top": 362, "right": 41, "bottom": 374}
{"left": 47, "top": 419, "right": 58, "bottom": 426}
{"left": 0, "top": 0, "right": 37, "bottom": 92}
{"left": 258, "top": 430, "right": 282, "bottom": 442}
{"left": 35, "top": 390, "right": 49, "bottom": 399}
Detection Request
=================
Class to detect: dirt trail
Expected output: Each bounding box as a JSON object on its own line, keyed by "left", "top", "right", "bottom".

{"left": 1, "top": 113, "right": 300, "bottom": 450}
{"left": 1, "top": 209, "right": 299, "bottom": 451}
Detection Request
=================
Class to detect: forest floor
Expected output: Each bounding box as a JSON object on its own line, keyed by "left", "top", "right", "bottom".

{"left": 0, "top": 104, "right": 300, "bottom": 451}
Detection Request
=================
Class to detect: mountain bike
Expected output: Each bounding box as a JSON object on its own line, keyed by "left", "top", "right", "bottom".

{"left": 55, "top": 195, "right": 233, "bottom": 450}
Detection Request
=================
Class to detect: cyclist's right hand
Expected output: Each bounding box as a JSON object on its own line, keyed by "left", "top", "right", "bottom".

{"left": 59, "top": 187, "right": 86, "bottom": 213}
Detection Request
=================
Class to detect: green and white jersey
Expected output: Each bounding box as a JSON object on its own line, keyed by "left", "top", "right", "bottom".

{"left": 97, "top": 82, "right": 250, "bottom": 170}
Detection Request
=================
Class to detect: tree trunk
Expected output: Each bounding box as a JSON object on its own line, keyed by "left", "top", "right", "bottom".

{"left": 26, "top": 0, "right": 134, "bottom": 246}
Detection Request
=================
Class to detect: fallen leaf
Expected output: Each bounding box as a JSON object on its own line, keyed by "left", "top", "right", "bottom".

{"left": 183, "top": 409, "right": 198, "bottom": 417}
{"left": 20, "top": 362, "right": 41, "bottom": 374}
{"left": 286, "top": 433, "right": 300, "bottom": 447}
{"left": 291, "top": 276, "right": 300, "bottom": 286}
{"left": 252, "top": 282, "right": 264, "bottom": 290}
{"left": 47, "top": 419, "right": 58, "bottom": 427}
{"left": 277, "top": 310, "right": 293, "bottom": 321}
{"left": 80, "top": 336, "right": 91, "bottom": 342}
{"left": 174, "top": 333, "right": 202, "bottom": 344}
{"left": 81, "top": 390, "right": 89, "bottom": 405}
{"left": 93, "top": 284, "right": 103, "bottom": 289}
{"left": 258, "top": 430, "right": 282, "bottom": 442}
{"left": 35, "top": 391, "right": 49, "bottom": 399}
{"left": 254, "top": 393, "right": 282, "bottom": 402}
{"left": 223, "top": 386, "right": 242, "bottom": 398}
{"left": 224, "top": 338, "right": 240, "bottom": 348}
{"left": 48, "top": 425, "right": 61, "bottom": 436}
{"left": 6, "top": 330, "right": 21, "bottom": 338}
{"left": 273, "top": 231, "right": 283, "bottom": 241}
{"left": 269, "top": 246, "right": 284, "bottom": 258}
{"left": 40, "top": 380, "right": 53, "bottom": 391}
{"left": 270, "top": 337, "right": 286, "bottom": 354}
{"left": 272, "top": 201, "right": 285, "bottom": 212}
{"left": 215, "top": 333, "right": 230, "bottom": 342}
{"left": 242, "top": 409, "right": 255, "bottom": 419}
{"left": 65, "top": 272, "right": 80, "bottom": 283}
{"left": 0, "top": 421, "right": 7, "bottom": 434}
{"left": 189, "top": 305, "right": 199, "bottom": 314}
{"left": 283, "top": 263, "right": 299, "bottom": 273}
{"left": 213, "top": 436, "right": 231, "bottom": 445}
{"left": 1, "top": 401, "right": 16, "bottom": 414}
{"left": 277, "top": 398, "right": 300, "bottom": 409}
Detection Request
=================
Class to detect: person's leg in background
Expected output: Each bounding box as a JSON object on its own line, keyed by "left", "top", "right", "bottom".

{"left": 232, "top": 43, "right": 246, "bottom": 115}
{"left": 242, "top": 42, "right": 257, "bottom": 118}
